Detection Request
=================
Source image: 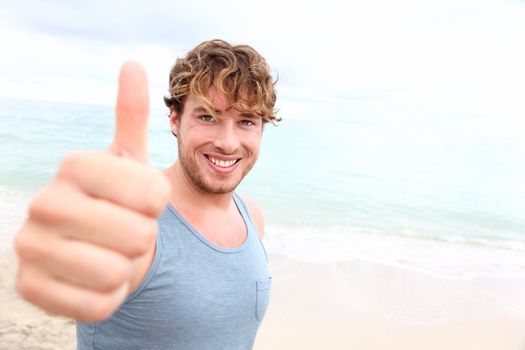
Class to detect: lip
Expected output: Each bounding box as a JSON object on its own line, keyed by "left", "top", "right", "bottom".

{"left": 203, "top": 154, "right": 241, "bottom": 175}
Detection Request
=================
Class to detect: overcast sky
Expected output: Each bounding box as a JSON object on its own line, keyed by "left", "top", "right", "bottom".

{"left": 1, "top": 0, "right": 524, "bottom": 136}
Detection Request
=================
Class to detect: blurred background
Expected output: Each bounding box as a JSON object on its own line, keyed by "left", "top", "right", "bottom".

{"left": 0, "top": 0, "right": 524, "bottom": 274}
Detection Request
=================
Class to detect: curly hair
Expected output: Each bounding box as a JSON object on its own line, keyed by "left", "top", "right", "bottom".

{"left": 163, "top": 39, "right": 279, "bottom": 124}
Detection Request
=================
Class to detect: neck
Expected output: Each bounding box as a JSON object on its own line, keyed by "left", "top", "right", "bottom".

{"left": 164, "top": 162, "right": 235, "bottom": 212}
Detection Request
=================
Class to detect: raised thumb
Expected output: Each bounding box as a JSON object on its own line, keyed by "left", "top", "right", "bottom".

{"left": 109, "top": 61, "right": 150, "bottom": 163}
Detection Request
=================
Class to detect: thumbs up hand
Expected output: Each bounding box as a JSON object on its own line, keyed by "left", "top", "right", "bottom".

{"left": 14, "top": 62, "right": 171, "bottom": 321}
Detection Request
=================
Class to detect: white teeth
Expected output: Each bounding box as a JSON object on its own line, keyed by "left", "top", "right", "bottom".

{"left": 209, "top": 156, "right": 236, "bottom": 168}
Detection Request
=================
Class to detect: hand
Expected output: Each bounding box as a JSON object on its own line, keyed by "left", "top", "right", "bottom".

{"left": 14, "top": 62, "right": 171, "bottom": 321}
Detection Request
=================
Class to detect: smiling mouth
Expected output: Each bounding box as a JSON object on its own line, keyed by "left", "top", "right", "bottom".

{"left": 206, "top": 155, "right": 240, "bottom": 168}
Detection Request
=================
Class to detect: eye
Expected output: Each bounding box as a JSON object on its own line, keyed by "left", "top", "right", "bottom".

{"left": 200, "top": 114, "right": 215, "bottom": 122}
{"left": 239, "top": 119, "right": 255, "bottom": 127}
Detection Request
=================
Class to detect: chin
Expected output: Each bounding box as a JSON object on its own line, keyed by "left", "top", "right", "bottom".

{"left": 206, "top": 180, "right": 242, "bottom": 195}
{"left": 193, "top": 175, "right": 242, "bottom": 195}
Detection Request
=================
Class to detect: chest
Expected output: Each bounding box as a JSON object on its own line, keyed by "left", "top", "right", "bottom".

{"left": 181, "top": 209, "right": 248, "bottom": 248}
{"left": 78, "top": 205, "right": 272, "bottom": 350}
{"left": 123, "top": 221, "right": 272, "bottom": 341}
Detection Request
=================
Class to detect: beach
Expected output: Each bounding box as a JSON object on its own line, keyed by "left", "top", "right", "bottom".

{"left": 2, "top": 204, "right": 525, "bottom": 349}
{"left": 256, "top": 254, "right": 525, "bottom": 350}
{"left": 1, "top": 98, "right": 525, "bottom": 349}
{"left": 3, "top": 2, "right": 525, "bottom": 347}
{"left": 2, "top": 252, "right": 525, "bottom": 350}
{"left": 0, "top": 253, "right": 76, "bottom": 350}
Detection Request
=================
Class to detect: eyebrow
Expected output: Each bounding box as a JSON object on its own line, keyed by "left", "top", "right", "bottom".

{"left": 191, "top": 106, "right": 213, "bottom": 115}
{"left": 239, "top": 112, "right": 259, "bottom": 119}
{"left": 191, "top": 106, "right": 259, "bottom": 119}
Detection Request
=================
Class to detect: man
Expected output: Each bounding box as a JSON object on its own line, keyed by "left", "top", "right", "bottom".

{"left": 14, "top": 39, "right": 279, "bottom": 349}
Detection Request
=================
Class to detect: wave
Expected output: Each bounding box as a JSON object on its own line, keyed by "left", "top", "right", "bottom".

{"left": 264, "top": 224, "right": 525, "bottom": 279}
{"left": 2, "top": 186, "right": 525, "bottom": 280}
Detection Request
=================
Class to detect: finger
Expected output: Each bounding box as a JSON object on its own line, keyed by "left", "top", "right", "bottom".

{"left": 16, "top": 264, "right": 130, "bottom": 322}
{"left": 110, "top": 61, "right": 150, "bottom": 163}
{"left": 27, "top": 190, "right": 158, "bottom": 257}
{"left": 16, "top": 230, "right": 132, "bottom": 292}
{"left": 53, "top": 151, "right": 170, "bottom": 217}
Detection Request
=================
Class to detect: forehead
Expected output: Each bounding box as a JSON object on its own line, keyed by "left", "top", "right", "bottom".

{"left": 184, "top": 86, "right": 253, "bottom": 116}
{"left": 204, "top": 86, "right": 231, "bottom": 111}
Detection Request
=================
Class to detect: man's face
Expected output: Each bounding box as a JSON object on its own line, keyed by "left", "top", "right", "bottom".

{"left": 170, "top": 87, "right": 263, "bottom": 195}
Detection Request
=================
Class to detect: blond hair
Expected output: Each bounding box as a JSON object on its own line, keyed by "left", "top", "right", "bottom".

{"left": 164, "top": 39, "right": 279, "bottom": 124}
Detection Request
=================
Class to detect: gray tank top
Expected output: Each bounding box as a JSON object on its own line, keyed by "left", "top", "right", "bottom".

{"left": 77, "top": 193, "right": 272, "bottom": 350}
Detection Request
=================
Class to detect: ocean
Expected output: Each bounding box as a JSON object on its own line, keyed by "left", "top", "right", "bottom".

{"left": 1, "top": 97, "right": 524, "bottom": 278}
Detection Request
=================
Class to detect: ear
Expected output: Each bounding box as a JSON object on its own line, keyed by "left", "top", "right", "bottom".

{"left": 169, "top": 109, "right": 179, "bottom": 137}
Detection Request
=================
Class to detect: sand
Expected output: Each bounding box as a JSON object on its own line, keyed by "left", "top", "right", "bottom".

{"left": 255, "top": 254, "right": 525, "bottom": 350}
{"left": 0, "top": 253, "right": 75, "bottom": 350}
{"left": 1, "top": 250, "right": 525, "bottom": 350}
{"left": 1, "top": 194, "right": 525, "bottom": 349}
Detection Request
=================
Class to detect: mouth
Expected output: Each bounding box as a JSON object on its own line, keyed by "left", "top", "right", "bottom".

{"left": 205, "top": 155, "right": 241, "bottom": 171}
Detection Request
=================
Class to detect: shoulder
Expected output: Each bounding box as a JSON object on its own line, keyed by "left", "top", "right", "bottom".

{"left": 239, "top": 194, "right": 265, "bottom": 239}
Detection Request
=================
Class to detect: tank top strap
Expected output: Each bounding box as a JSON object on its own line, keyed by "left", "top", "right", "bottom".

{"left": 233, "top": 192, "right": 269, "bottom": 261}
{"left": 233, "top": 193, "right": 251, "bottom": 223}
{"left": 233, "top": 193, "right": 257, "bottom": 237}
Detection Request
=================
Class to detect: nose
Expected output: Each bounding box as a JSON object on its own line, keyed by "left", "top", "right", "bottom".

{"left": 213, "top": 121, "right": 240, "bottom": 154}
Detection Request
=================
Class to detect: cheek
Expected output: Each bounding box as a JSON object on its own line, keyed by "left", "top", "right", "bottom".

{"left": 179, "top": 130, "right": 210, "bottom": 152}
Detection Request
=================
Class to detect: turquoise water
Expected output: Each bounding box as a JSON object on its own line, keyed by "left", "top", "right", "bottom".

{"left": 1, "top": 97, "right": 524, "bottom": 249}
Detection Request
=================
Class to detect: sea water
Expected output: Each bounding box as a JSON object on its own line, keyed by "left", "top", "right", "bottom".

{"left": 1, "top": 97, "right": 524, "bottom": 277}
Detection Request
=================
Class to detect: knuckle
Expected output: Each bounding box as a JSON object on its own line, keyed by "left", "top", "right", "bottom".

{"left": 14, "top": 232, "right": 42, "bottom": 261}
{"left": 28, "top": 189, "right": 54, "bottom": 221}
{"left": 28, "top": 183, "right": 70, "bottom": 223}
{"left": 58, "top": 152, "right": 85, "bottom": 179}
{"left": 14, "top": 232, "right": 29, "bottom": 256}
{"left": 15, "top": 271, "right": 40, "bottom": 303}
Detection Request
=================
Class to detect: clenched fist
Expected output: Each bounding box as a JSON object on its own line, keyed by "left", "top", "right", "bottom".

{"left": 14, "top": 62, "right": 171, "bottom": 321}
